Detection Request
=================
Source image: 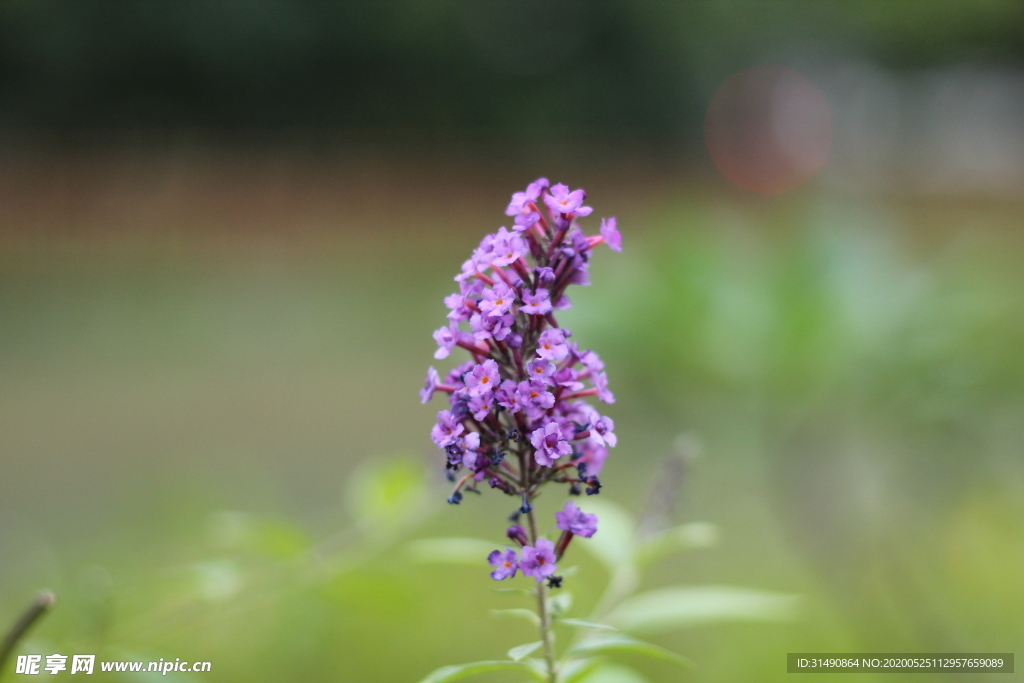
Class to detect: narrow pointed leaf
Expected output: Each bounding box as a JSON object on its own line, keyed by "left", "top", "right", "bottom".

{"left": 637, "top": 523, "right": 718, "bottom": 566}
{"left": 568, "top": 634, "right": 692, "bottom": 668}
{"left": 605, "top": 585, "right": 800, "bottom": 633}
{"left": 558, "top": 618, "right": 617, "bottom": 631}
{"left": 417, "top": 660, "right": 539, "bottom": 683}
{"left": 508, "top": 641, "right": 543, "bottom": 661}
{"left": 556, "top": 657, "right": 605, "bottom": 683}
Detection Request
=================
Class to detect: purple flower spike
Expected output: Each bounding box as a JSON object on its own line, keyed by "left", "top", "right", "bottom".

{"left": 488, "top": 547, "right": 519, "bottom": 580}
{"left": 420, "top": 367, "right": 441, "bottom": 404}
{"left": 530, "top": 422, "right": 572, "bottom": 467}
{"left": 600, "top": 217, "right": 622, "bottom": 252}
{"left": 555, "top": 501, "right": 598, "bottom": 538}
{"left": 520, "top": 538, "right": 558, "bottom": 580}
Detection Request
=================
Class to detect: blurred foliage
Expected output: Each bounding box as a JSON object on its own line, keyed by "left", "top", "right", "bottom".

{"left": 0, "top": 0, "right": 1021, "bottom": 133}
{"left": 1, "top": 186, "right": 1023, "bottom": 681}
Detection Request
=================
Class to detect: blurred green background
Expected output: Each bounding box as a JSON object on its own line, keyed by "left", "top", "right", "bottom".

{"left": 1, "top": 2, "right": 1023, "bottom": 682}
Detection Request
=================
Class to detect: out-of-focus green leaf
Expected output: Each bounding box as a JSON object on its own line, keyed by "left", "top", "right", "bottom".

{"left": 417, "top": 660, "right": 541, "bottom": 683}
{"left": 206, "top": 511, "right": 311, "bottom": 560}
{"left": 636, "top": 522, "right": 718, "bottom": 567}
{"left": 491, "top": 608, "right": 540, "bottom": 626}
{"left": 493, "top": 587, "right": 534, "bottom": 595}
{"left": 556, "top": 657, "right": 605, "bottom": 683}
{"left": 346, "top": 456, "right": 429, "bottom": 528}
{"left": 406, "top": 537, "right": 497, "bottom": 564}
{"left": 508, "top": 641, "right": 542, "bottom": 661}
{"left": 557, "top": 618, "right": 617, "bottom": 631}
{"left": 605, "top": 585, "right": 800, "bottom": 633}
{"left": 548, "top": 591, "right": 573, "bottom": 615}
{"left": 574, "top": 663, "right": 651, "bottom": 683}
{"left": 567, "top": 634, "right": 692, "bottom": 667}
{"left": 572, "top": 500, "right": 636, "bottom": 570}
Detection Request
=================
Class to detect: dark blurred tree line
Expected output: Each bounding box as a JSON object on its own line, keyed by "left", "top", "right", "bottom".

{"left": 0, "top": 0, "right": 1020, "bottom": 138}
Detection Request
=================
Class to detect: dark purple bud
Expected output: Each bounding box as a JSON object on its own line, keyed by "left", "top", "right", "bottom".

{"left": 506, "top": 333, "right": 523, "bottom": 349}
{"left": 508, "top": 510, "right": 522, "bottom": 522}
{"left": 585, "top": 476, "right": 602, "bottom": 496}
{"left": 446, "top": 470, "right": 456, "bottom": 482}
{"left": 535, "top": 267, "right": 556, "bottom": 287}
{"left": 519, "top": 493, "right": 532, "bottom": 514}
{"left": 569, "top": 483, "right": 582, "bottom": 496}
{"left": 513, "top": 279, "right": 525, "bottom": 290}
{"left": 506, "top": 428, "right": 521, "bottom": 443}
{"left": 506, "top": 525, "right": 529, "bottom": 546}
{"left": 447, "top": 492, "right": 463, "bottom": 505}
{"left": 576, "top": 461, "right": 588, "bottom": 478}
{"left": 546, "top": 575, "right": 563, "bottom": 589}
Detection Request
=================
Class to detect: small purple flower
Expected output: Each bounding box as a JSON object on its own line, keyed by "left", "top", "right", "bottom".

{"left": 488, "top": 547, "right": 519, "bottom": 580}
{"left": 490, "top": 228, "right": 527, "bottom": 268}
{"left": 479, "top": 282, "right": 516, "bottom": 318}
{"left": 530, "top": 421, "right": 572, "bottom": 467}
{"left": 552, "top": 366, "right": 584, "bottom": 391}
{"left": 465, "top": 360, "right": 501, "bottom": 397}
{"left": 420, "top": 366, "right": 441, "bottom": 404}
{"left": 536, "top": 328, "right": 569, "bottom": 362}
{"left": 600, "top": 217, "right": 622, "bottom": 252}
{"left": 555, "top": 501, "right": 599, "bottom": 538}
{"left": 579, "top": 349, "right": 605, "bottom": 375}
{"left": 468, "top": 393, "right": 493, "bottom": 421}
{"left": 525, "top": 358, "right": 555, "bottom": 384}
{"left": 516, "top": 380, "right": 555, "bottom": 413}
{"left": 592, "top": 415, "right": 616, "bottom": 447}
{"left": 431, "top": 410, "right": 464, "bottom": 448}
{"left": 433, "top": 324, "right": 457, "bottom": 359}
{"left": 505, "top": 178, "right": 548, "bottom": 216}
{"left": 470, "top": 312, "right": 514, "bottom": 341}
{"left": 520, "top": 538, "right": 558, "bottom": 580}
{"left": 543, "top": 184, "right": 592, "bottom": 217}
{"left": 594, "top": 371, "right": 615, "bottom": 403}
{"left": 495, "top": 379, "right": 522, "bottom": 413}
{"left": 553, "top": 294, "right": 572, "bottom": 310}
{"left": 520, "top": 288, "right": 552, "bottom": 316}
{"left": 445, "top": 293, "right": 473, "bottom": 322}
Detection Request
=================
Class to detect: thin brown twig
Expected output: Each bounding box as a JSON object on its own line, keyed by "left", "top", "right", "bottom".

{"left": 0, "top": 591, "right": 56, "bottom": 680}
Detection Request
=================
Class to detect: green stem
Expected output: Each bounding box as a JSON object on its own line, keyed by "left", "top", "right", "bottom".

{"left": 526, "top": 506, "right": 556, "bottom": 683}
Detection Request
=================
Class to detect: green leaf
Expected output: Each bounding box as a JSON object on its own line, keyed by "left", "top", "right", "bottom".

{"left": 547, "top": 591, "right": 573, "bottom": 615}
{"left": 556, "top": 657, "right": 605, "bottom": 683}
{"left": 407, "top": 538, "right": 497, "bottom": 565}
{"left": 572, "top": 500, "right": 637, "bottom": 570}
{"left": 491, "top": 608, "right": 541, "bottom": 627}
{"left": 508, "top": 641, "right": 543, "bottom": 661}
{"left": 605, "top": 585, "right": 800, "bottom": 633}
{"left": 558, "top": 618, "right": 617, "bottom": 631}
{"left": 417, "top": 660, "right": 540, "bottom": 683}
{"left": 567, "top": 634, "right": 692, "bottom": 668}
{"left": 636, "top": 522, "right": 718, "bottom": 567}
{"left": 573, "top": 663, "right": 651, "bottom": 683}
{"left": 347, "top": 456, "right": 429, "bottom": 529}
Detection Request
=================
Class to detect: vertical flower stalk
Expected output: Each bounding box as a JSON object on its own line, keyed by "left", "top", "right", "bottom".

{"left": 421, "top": 179, "right": 622, "bottom": 682}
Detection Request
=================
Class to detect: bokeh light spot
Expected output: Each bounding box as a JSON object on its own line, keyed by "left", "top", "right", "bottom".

{"left": 705, "top": 65, "right": 832, "bottom": 194}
